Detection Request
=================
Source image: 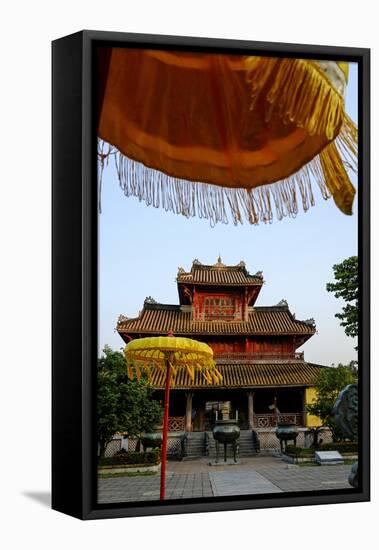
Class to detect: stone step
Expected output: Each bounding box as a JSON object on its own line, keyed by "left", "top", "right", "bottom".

{"left": 207, "top": 448, "right": 256, "bottom": 456}
{"left": 205, "top": 432, "right": 257, "bottom": 458}
{"left": 182, "top": 431, "right": 260, "bottom": 459}
{"left": 208, "top": 444, "right": 255, "bottom": 448}
{"left": 207, "top": 440, "right": 253, "bottom": 446}
{"left": 205, "top": 447, "right": 251, "bottom": 450}
{"left": 207, "top": 439, "right": 254, "bottom": 444}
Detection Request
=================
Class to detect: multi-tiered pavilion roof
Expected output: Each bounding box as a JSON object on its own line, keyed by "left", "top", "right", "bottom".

{"left": 117, "top": 258, "right": 321, "bottom": 391}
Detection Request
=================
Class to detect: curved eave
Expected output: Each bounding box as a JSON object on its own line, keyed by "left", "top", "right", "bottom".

{"left": 146, "top": 362, "right": 324, "bottom": 390}
{"left": 117, "top": 304, "right": 316, "bottom": 341}
{"left": 118, "top": 327, "right": 315, "bottom": 341}
{"left": 177, "top": 278, "right": 264, "bottom": 286}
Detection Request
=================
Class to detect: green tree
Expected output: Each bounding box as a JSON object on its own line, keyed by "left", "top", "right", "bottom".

{"left": 97, "top": 346, "right": 162, "bottom": 457}
{"left": 306, "top": 363, "right": 357, "bottom": 441}
{"left": 326, "top": 256, "right": 358, "bottom": 345}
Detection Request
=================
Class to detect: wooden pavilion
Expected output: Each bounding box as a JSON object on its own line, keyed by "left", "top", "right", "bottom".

{"left": 117, "top": 258, "right": 324, "bottom": 444}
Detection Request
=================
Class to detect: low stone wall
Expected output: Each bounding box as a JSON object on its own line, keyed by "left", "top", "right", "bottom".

{"left": 98, "top": 463, "right": 161, "bottom": 475}
{"left": 129, "top": 433, "right": 184, "bottom": 457}
{"left": 105, "top": 433, "right": 184, "bottom": 458}
{"left": 104, "top": 429, "right": 334, "bottom": 457}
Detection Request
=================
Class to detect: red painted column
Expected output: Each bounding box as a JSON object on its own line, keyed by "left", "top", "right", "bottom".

{"left": 160, "top": 358, "right": 171, "bottom": 500}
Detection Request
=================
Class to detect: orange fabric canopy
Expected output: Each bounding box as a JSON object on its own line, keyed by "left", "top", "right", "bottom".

{"left": 97, "top": 48, "right": 357, "bottom": 225}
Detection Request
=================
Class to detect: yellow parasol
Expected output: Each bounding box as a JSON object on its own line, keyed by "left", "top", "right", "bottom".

{"left": 124, "top": 333, "right": 221, "bottom": 500}
{"left": 98, "top": 48, "right": 357, "bottom": 225}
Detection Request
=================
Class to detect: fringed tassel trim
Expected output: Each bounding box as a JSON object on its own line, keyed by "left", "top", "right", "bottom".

{"left": 245, "top": 57, "right": 345, "bottom": 140}
{"left": 98, "top": 94, "right": 357, "bottom": 224}
{"left": 320, "top": 141, "right": 356, "bottom": 215}
{"left": 97, "top": 130, "right": 354, "bottom": 227}
{"left": 97, "top": 58, "right": 357, "bottom": 224}
{"left": 98, "top": 140, "right": 118, "bottom": 213}
{"left": 98, "top": 101, "right": 357, "bottom": 225}
{"left": 318, "top": 113, "right": 357, "bottom": 214}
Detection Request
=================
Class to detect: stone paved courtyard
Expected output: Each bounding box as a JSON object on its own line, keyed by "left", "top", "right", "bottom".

{"left": 98, "top": 456, "right": 353, "bottom": 503}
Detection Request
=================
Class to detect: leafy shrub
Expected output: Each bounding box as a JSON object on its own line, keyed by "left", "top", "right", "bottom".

{"left": 97, "top": 346, "right": 162, "bottom": 457}
{"left": 320, "top": 442, "right": 358, "bottom": 453}
{"left": 98, "top": 449, "right": 161, "bottom": 467}
{"left": 285, "top": 446, "right": 314, "bottom": 457}
{"left": 305, "top": 363, "right": 357, "bottom": 440}
{"left": 285, "top": 441, "right": 358, "bottom": 457}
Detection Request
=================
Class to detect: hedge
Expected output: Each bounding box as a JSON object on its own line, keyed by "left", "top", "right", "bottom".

{"left": 98, "top": 449, "right": 161, "bottom": 467}
{"left": 319, "top": 442, "right": 358, "bottom": 453}
{"left": 285, "top": 441, "right": 358, "bottom": 457}
{"left": 285, "top": 446, "right": 314, "bottom": 457}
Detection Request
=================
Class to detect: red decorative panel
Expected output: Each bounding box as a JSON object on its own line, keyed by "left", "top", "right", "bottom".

{"left": 254, "top": 413, "right": 305, "bottom": 428}
{"left": 193, "top": 291, "right": 245, "bottom": 321}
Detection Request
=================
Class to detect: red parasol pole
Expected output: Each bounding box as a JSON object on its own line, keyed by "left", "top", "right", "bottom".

{"left": 160, "top": 356, "right": 171, "bottom": 500}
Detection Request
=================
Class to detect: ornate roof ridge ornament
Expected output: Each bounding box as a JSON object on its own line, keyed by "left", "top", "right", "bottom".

{"left": 214, "top": 255, "right": 226, "bottom": 268}
{"left": 117, "top": 314, "right": 128, "bottom": 324}
{"left": 277, "top": 299, "right": 289, "bottom": 307}
{"left": 303, "top": 317, "right": 316, "bottom": 328}
{"left": 188, "top": 258, "right": 264, "bottom": 278}
{"left": 144, "top": 296, "right": 158, "bottom": 304}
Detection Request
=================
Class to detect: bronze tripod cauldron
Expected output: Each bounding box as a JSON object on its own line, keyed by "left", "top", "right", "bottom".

{"left": 275, "top": 423, "right": 298, "bottom": 453}
{"left": 212, "top": 419, "right": 240, "bottom": 463}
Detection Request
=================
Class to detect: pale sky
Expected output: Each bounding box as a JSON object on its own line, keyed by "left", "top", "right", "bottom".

{"left": 98, "top": 61, "right": 358, "bottom": 366}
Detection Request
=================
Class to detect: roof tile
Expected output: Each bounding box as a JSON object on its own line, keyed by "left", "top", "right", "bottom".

{"left": 177, "top": 262, "right": 263, "bottom": 286}
{"left": 149, "top": 362, "right": 322, "bottom": 389}
{"left": 117, "top": 304, "right": 315, "bottom": 336}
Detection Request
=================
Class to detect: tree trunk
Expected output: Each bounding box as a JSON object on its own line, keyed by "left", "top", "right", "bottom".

{"left": 99, "top": 440, "right": 107, "bottom": 458}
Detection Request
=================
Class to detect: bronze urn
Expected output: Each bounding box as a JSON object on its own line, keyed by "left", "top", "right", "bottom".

{"left": 275, "top": 423, "right": 298, "bottom": 453}
{"left": 212, "top": 420, "right": 240, "bottom": 462}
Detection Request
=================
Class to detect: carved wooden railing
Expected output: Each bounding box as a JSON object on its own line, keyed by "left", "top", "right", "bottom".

{"left": 214, "top": 351, "right": 304, "bottom": 363}
{"left": 168, "top": 416, "right": 185, "bottom": 432}
{"left": 253, "top": 413, "right": 305, "bottom": 428}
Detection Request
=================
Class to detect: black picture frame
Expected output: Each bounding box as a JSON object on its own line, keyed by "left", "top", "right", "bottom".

{"left": 52, "top": 30, "right": 370, "bottom": 520}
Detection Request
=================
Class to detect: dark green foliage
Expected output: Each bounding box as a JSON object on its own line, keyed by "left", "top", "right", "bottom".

{"left": 98, "top": 449, "right": 161, "bottom": 467}
{"left": 326, "top": 256, "right": 358, "bottom": 345}
{"left": 306, "top": 363, "right": 357, "bottom": 441}
{"left": 318, "top": 442, "right": 358, "bottom": 453}
{"left": 285, "top": 446, "right": 314, "bottom": 457}
{"left": 285, "top": 441, "right": 358, "bottom": 457}
{"left": 97, "top": 346, "right": 162, "bottom": 457}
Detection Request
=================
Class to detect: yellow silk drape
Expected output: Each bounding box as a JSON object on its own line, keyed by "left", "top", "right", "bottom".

{"left": 98, "top": 49, "right": 357, "bottom": 224}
